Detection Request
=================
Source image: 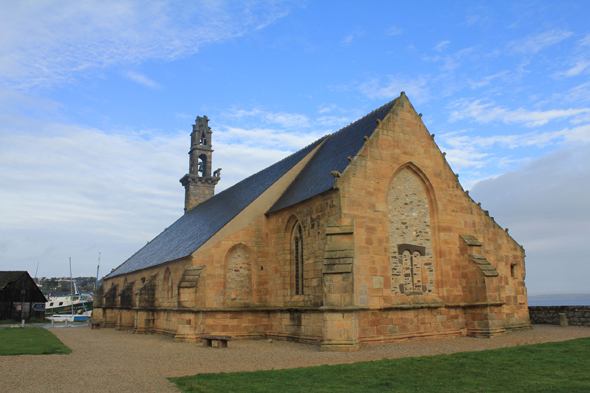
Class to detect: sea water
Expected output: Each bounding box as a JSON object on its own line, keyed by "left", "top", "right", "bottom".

{"left": 528, "top": 299, "right": 590, "bottom": 307}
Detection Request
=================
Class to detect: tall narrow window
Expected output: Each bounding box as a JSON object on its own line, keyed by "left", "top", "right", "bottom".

{"left": 293, "top": 223, "right": 304, "bottom": 296}
{"left": 163, "top": 268, "right": 172, "bottom": 300}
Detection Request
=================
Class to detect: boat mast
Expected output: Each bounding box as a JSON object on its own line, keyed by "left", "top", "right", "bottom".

{"left": 69, "top": 257, "right": 74, "bottom": 316}
{"left": 96, "top": 252, "right": 101, "bottom": 290}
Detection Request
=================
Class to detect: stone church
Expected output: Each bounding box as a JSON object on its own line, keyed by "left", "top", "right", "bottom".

{"left": 93, "top": 93, "right": 530, "bottom": 351}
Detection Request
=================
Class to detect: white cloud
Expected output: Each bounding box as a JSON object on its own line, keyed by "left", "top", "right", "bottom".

{"left": 508, "top": 28, "right": 573, "bottom": 54}
{"left": 227, "top": 108, "right": 311, "bottom": 130}
{"left": 0, "top": 0, "right": 297, "bottom": 90}
{"left": 124, "top": 71, "right": 160, "bottom": 89}
{"left": 449, "top": 99, "right": 590, "bottom": 127}
{"left": 437, "top": 121, "right": 590, "bottom": 190}
{"left": 562, "top": 123, "right": 590, "bottom": 143}
{"left": 315, "top": 104, "right": 352, "bottom": 127}
{"left": 423, "top": 47, "right": 475, "bottom": 73}
{"left": 434, "top": 40, "right": 450, "bottom": 52}
{"left": 0, "top": 101, "right": 324, "bottom": 276}
{"left": 0, "top": 113, "right": 188, "bottom": 276}
{"left": 316, "top": 116, "right": 351, "bottom": 127}
{"left": 440, "top": 123, "right": 590, "bottom": 167}
{"left": 556, "top": 60, "right": 590, "bottom": 77}
{"left": 467, "top": 70, "right": 511, "bottom": 89}
{"left": 554, "top": 34, "right": 590, "bottom": 78}
{"left": 341, "top": 30, "right": 364, "bottom": 46}
{"left": 359, "top": 76, "right": 430, "bottom": 103}
{"left": 470, "top": 145, "right": 590, "bottom": 294}
{"left": 388, "top": 26, "right": 403, "bottom": 36}
{"left": 216, "top": 125, "right": 321, "bottom": 151}
{"left": 317, "top": 104, "right": 339, "bottom": 114}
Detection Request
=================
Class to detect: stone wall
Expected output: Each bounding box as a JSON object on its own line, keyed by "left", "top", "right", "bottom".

{"left": 225, "top": 244, "right": 252, "bottom": 302}
{"left": 529, "top": 306, "right": 590, "bottom": 326}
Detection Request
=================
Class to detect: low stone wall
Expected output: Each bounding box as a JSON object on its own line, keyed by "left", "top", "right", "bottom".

{"left": 529, "top": 306, "right": 590, "bottom": 326}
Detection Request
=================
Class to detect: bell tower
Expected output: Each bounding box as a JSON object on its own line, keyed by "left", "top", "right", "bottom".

{"left": 179, "top": 116, "right": 221, "bottom": 213}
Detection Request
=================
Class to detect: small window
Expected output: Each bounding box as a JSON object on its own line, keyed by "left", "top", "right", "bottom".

{"left": 58, "top": 302, "right": 63, "bottom": 306}
{"left": 511, "top": 264, "right": 516, "bottom": 278}
{"left": 292, "top": 223, "right": 304, "bottom": 296}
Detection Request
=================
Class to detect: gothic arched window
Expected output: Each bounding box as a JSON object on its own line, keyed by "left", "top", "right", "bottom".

{"left": 292, "top": 223, "right": 304, "bottom": 296}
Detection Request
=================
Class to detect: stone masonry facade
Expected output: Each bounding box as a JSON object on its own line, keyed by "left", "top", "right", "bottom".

{"left": 94, "top": 94, "right": 530, "bottom": 351}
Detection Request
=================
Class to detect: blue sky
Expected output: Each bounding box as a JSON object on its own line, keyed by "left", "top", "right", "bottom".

{"left": 1, "top": 1, "right": 589, "bottom": 295}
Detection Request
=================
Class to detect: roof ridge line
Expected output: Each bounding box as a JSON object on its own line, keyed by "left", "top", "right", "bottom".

{"left": 207, "top": 135, "right": 329, "bottom": 201}
{"left": 329, "top": 97, "right": 399, "bottom": 138}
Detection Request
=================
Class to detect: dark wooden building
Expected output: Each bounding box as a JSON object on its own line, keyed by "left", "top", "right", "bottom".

{"left": 0, "top": 271, "right": 47, "bottom": 321}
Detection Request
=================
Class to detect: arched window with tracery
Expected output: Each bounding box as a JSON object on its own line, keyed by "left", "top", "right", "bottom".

{"left": 292, "top": 222, "right": 304, "bottom": 296}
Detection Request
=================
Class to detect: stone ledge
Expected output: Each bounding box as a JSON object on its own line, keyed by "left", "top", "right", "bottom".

{"left": 95, "top": 300, "right": 507, "bottom": 314}
{"left": 326, "top": 225, "right": 354, "bottom": 235}
{"left": 460, "top": 234, "right": 482, "bottom": 247}
{"left": 468, "top": 253, "right": 499, "bottom": 277}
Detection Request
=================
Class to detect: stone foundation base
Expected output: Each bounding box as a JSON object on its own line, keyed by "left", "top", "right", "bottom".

{"left": 174, "top": 334, "right": 200, "bottom": 343}
{"left": 359, "top": 328, "right": 464, "bottom": 346}
{"left": 320, "top": 340, "right": 359, "bottom": 352}
{"left": 466, "top": 326, "right": 506, "bottom": 338}
{"left": 504, "top": 323, "right": 532, "bottom": 332}
{"left": 174, "top": 324, "right": 199, "bottom": 342}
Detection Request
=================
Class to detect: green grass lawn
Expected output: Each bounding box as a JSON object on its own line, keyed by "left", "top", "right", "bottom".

{"left": 0, "top": 327, "right": 72, "bottom": 356}
{"left": 170, "top": 337, "right": 590, "bottom": 393}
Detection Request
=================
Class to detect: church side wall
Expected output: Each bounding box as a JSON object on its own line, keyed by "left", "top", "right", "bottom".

{"left": 264, "top": 190, "right": 341, "bottom": 341}
{"left": 192, "top": 188, "right": 340, "bottom": 343}
{"left": 95, "top": 255, "right": 192, "bottom": 333}
{"left": 94, "top": 190, "right": 339, "bottom": 342}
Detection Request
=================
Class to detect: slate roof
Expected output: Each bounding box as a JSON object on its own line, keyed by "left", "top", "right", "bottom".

{"left": 0, "top": 271, "right": 27, "bottom": 291}
{"left": 107, "top": 137, "right": 326, "bottom": 278}
{"left": 268, "top": 99, "right": 397, "bottom": 213}
{"left": 107, "top": 99, "right": 398, "bottom": 278}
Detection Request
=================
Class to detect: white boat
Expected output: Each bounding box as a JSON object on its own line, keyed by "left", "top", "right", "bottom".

{"left": 46, "top": 313, "right": 90, "bottom": 322}
{"left": 45, "top": 281, "right": 93, "bottom": 317}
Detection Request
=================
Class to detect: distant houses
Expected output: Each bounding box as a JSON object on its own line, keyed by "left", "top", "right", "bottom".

{"left": 0, "top": 271, "right": 47, "bottom": 321}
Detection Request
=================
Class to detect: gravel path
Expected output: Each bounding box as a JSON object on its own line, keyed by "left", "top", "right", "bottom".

{"left": 1, "top": 325, "right": 590, "bottom": 393}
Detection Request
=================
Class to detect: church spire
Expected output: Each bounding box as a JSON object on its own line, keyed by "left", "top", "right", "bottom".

{"left": 179, "top": 116, "right": 221, "bottom": 213}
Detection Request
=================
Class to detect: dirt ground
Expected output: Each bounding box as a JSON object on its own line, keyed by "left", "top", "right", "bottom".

{"left": 1, "top": 324, "right": 590, "bottom": 393}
